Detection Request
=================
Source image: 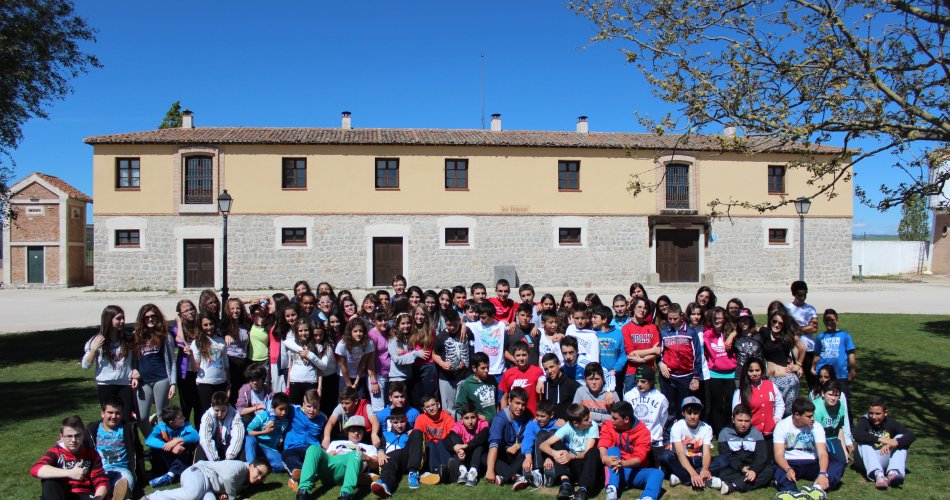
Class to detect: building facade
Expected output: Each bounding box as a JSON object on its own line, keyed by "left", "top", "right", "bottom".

{"left": 85, "top": 113, "right": 852, "bottom": 291}
{"left": 2, "top": 172, "right": 93, "bottom": 287}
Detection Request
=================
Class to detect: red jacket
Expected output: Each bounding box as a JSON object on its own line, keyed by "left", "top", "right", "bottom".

{"left": 414, "top": 410, "right": 456, "bottom": 442}
{"left": 622, "top": 321, "right": 660, "bottom": 375}
{"left": 31, "top": 442, "right": 108, "bottom": 495}
{"left": 598, "top": 419, "right": 652, "bottom": 466}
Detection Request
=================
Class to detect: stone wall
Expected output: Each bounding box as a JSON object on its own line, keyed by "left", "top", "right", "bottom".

{"left": 94, "top": 214, "right": 850, "bottom": 291}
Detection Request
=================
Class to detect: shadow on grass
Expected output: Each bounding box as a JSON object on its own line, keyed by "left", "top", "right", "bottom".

{"left": 0, "top": 377, "right": 91, "bottom": 429}
{"left": 922, "top": 320, "right": 950, "bottom": 338}
{"left": 858, "top": 347, "right": 950, "bottom": 464}
{"left": 0, "top": 327, "right": 97, "bottom": 368}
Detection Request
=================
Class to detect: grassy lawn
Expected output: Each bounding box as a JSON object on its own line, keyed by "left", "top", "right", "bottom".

{"left": 2, "top": 314, "right": 948, "bottom": 499}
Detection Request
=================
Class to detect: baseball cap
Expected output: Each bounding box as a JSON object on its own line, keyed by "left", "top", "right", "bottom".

{"left": 681, "top": 396, "right": 704, "bottom": 410}
{"left": 737, "top": 308, "right": 754, "bottom": 320}
{"left": 343, "top": 416, "right": 367, "bottom": 430}
{"left": 635, "top": 365, "right": 656, "bottom": 382}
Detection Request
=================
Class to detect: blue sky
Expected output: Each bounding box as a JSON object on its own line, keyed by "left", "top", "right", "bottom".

{"left": 11, "top": 1, "right": 901, "bottom": 233}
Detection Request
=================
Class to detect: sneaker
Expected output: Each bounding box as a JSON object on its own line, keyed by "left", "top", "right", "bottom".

{"left": 438, "top": 465, "right": 451, "bottom": 484}
{"left": 457, "top": 465, "right": 469, "bottom": 484}
{"left": 408, "top": 471, "right": 421, "bottom": 489}
{"left": 149, "top": 413, "right": 158, "bottom": 426}
{"left": 339, "top": 493, "right": 352, "bottom": 500}
{"left": 527, "top": 469, "right": 544, "bottom": 488}
{"left": 494, "top": 475, "right": 504, "bottom": 486}
{"left": 296, "top": 491, "right": 313, "bottom": 500}
{"left": 419, "top": 472, "right": 441, "bottom": 486}
{"left": 800, "top": 486, "right": 826, "bottom": 500}
{"left": 720, "top": 481, "right": 730, "bottom": 495}
{"left": 575, "top": 487, "right": 589, "bottom": 500}
{"left": 371, "top": 480, "right": 392, "bottom": 498}
{"left": 465, "top": 467, "right": 479, "bottom": 487}
{"left": 887, "top": 470, "right": 904, "bottom": 488}
{"left": 512, "top": 474, "right": 529, "bottom": 491}
{"left": 149, "top": 473, "right": 174, "bottom": 489}
{"left": 112, "top": 478, "right": 129, "bottom": 500}
{"left": 669, "top": 474, "right": 681, "bottom": 487}
{"left": 557, "top": 481, "right": 575, "bottom": 500}
{"left": 709, "top": 476, "right": 723, "bottom": 489}
{"left": 875, "top": 472, "right": 889, "bottom": 490}
{"left": 543, "top": 467, "right": 556, "bottom": 488}
{"left": 287, "top": 468, "right": 301, "bottom": 492}
{"left": 605, "top": 485, "right": 618, "bottom": 500}
{"left": 775, "top": 492, "right": 804, "bottom": 500}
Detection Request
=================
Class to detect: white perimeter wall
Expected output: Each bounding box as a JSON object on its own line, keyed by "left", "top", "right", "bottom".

{"left": 852, "top": 240, "right": 930, "bottom": 276}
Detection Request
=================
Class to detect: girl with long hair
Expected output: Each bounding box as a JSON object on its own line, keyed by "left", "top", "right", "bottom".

{"left": 702, "top": 306, "right": 737, "bottom": 435}
{"left": 559, "top": 289, "right": 578, "bottom": 313}
{"left": 733, "top": 358, "right": 783, "bottom": 451}
{"left": 653, "top": 295, "right": 671, "bottom": 330}
{"left": 269, "top": 303, "right": 297, "bottom": 392}
{"left": 131, "top": 303, "right": 177, "bottom": 438}
{"left": 408, "top": 304, "right": 438, "bottom": 408}
{"left": 311, "top": 318, "right": 339, "bottom": 416}
{"left": 335, "top": 318, "right": 376, "bottom": 399}
{"left": 82, "top": 305, "right": 134, "bottom": 422}
{"left": 173, "top": 299, "right": 201, "bottom": 425}
{"left": 198, "top": 289, "right": 221, "bottom": 320}
{"left": 760, "top": 310, "right": 806, "bottom": 416}
{"left": 285, "top": 318, "right": 320, "bottom": 405}
{"left": 190, "top": 311, "right": 229, "bottom": 418}
{"left": 223, "top": 298, "right": 250, "bottom": 406}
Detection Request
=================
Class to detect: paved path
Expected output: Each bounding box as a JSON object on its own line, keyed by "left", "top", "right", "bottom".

{"left": 1, "top": 279, "right": 949, "bottom": 334}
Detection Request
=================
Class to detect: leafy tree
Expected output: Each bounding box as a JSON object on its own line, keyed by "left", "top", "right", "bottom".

{"left": 898, "top": 193, "right": 929, "bottom": 241}
{"left": 158, "top": 101, "right": 182, "bottom": 129}
{"left": 0, "top": 0, "right": 100, "bottom": 224}
{"left": 571, "top": 0, "right": 949, "bottom": 214}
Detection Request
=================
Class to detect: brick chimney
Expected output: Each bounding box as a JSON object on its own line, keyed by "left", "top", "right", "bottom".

{"left": 490, "top": 113, "right": 502, "bottom": 131}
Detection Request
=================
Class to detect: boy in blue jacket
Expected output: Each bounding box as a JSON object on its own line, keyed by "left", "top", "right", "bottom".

{"left": 486, "top": 387, "right": 533, "bottom": 490}
{"left": 245, "top": 392, "right": 292, "bottom": 472}
{"left": 284, "top": 389, "right": 328, "bottom": 487}
{"left": 593, "top": 306, "right": 626, "bottom": 394}
{"left": 521, "top": 400, "right": 561, "bottom": 488}
{"left": 145, "top": 405, "right": 199, "bottom": 488}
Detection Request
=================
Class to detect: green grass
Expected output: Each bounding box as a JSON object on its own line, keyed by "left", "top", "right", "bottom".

{"left": 2, "top": 314, "right": 949, "bottom": 499}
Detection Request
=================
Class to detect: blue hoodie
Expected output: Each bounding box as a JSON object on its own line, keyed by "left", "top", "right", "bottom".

{"left": 521, "top": 418, "right": 561, "bottom": 458}
{"left": 284, "top": 406, "right": 327, "bottom": 451}
{"left": 144, "top": 421, "right": 199, "bottom": 450}
{"left": 488, "top": 407, "right": 533, "bottom": 449}
{"left": 247, "top": 411, "right": 290, "bottom": 450}
{"left": 597, "top": 326, "right": 627, "bottom": 374}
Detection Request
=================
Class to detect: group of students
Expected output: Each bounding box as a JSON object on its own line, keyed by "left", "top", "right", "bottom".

{"left": 31, "top": 277, "right": 916, "bottom": 500}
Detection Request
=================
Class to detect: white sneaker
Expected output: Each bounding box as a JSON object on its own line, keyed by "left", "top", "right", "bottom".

{"left": 709, "top": 477, "right": 722, "bottom": 489}
{"left": 465, "top": 467, "right": 478, "bottom": 487}
{"left": 527, "top": 469, "right": 543, "bottom": 488}
{"left": 457, "top": 465, "right": 468, "bottom": 484}
{"left": 721, "top": 481, "right": 730, "bottom": 495}
{"left": 670, "top": 474, "right": 681, "bottom": 487}
{"left": 605, "top": 485, "right": 619, "bottom": 500}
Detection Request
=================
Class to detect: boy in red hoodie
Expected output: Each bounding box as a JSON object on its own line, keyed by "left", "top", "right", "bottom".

{"left": 598, "top": 401, "right": 664, "bottom": 500}
{"left": 32, "top": 415, "right": 109, "bottom": 500}
{"left": 414, "top": 393, "right": 456, "bottom": 482}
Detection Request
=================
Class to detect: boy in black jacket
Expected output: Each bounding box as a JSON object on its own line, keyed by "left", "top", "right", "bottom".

{"left": 710, "top": 404, "right": 770, "bottom": 494}
{"left": 86, "top": 397, "right": 146, "bottom": 500}
{"left": 853, "top": 396, "right": 915, "bottom": 490}
{"left": 539, "top": 353, "right": 580, "bottom": 424}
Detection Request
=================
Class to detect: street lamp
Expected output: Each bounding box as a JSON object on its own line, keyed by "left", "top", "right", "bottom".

{"left": 217, "top": 190, "right": 233, "bottom": 308}
{"left": 793, "top": 196, "right": 812, "bottom": 281}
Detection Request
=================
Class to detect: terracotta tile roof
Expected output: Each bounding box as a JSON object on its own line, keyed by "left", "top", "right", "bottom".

{"left": 83, "top": 127, "right": 844, "bottom": 154}
{"left": 29, "top": 172, "right": 93, "bottom": 202}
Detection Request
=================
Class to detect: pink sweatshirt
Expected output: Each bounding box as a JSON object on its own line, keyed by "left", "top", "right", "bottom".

{"left": 703, "top": 328, "right": 737, "bottom": 373}
{"left": 450, "top": 419, "right": 489, "bottom": 444}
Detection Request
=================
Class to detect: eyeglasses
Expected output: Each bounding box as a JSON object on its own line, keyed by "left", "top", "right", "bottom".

{"left": 61, "top": 433, "right": 83, "bottom": 441}
{"left": 771, "top": 320, "right": 784, "bottom": 326}
{"left": 144, "top": 314, "right": 157, "bottom": 320}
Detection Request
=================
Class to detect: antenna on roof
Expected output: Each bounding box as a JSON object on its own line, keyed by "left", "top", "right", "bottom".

{"left": 481, "top": 54, "right": 486, "bottom": 130}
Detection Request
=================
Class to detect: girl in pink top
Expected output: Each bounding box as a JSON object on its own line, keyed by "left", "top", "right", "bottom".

{"left": 703, "top": 306, "right": 738, "bottom": 435}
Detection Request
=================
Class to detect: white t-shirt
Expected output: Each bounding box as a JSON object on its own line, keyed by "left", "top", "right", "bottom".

{"left": 191, "top": 336, "right": 229, "bottom": 385}
{"left": 565, "top": 325, "right": 600, "bottom": 364}
{"left": 326, "top": 439, "right": 378, "bottom": 457}
{"left": 539, "top": 333, "right": 563, "bottom": 364}
{"left": 786, "top": 302, "right": 818, "bottom": 352}
{"left": 670, "top": 419, "right": 713, "bottom": 458}
{"left": 335, "top": 340, "right": 376, "bottom": 379}
{"left": 774, "top": 415, "right": 826, "bottom": 461}
{"left": 467, "top": 320, "right": 507, "bottom": 375}
{"left": 553, "top": 421, "right": 600, "bottom": 455}
{"left": 623, "top": 388, "right": 669, "bottom": 445}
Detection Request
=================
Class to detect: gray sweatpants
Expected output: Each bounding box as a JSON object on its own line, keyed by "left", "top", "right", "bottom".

{"left": 859, "top": 444, "right": 907, "bottom": 479}
{"left": 136, "top": 378, "right": 171, "bottom": 438}
{"left": 439, "top": 378, "right": 460, "bottom": 419}
{"left": 145, "top": 465, "right": 216, "bottom": 499}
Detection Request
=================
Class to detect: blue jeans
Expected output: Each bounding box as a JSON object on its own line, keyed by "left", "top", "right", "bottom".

{"left": 244, "top": 434, "right": 285, "bottom": 471}
{"left": 604, "top": 446, "right": 664, "bottom": 499}
{"left": 774, "top": 459, "right": 845, "bottom": 493}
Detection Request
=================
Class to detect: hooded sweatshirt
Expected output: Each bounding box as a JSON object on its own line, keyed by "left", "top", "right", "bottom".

{"left": 542, "top": 372, "right": 580, "bottom": 421}
{"left": 414, "top": 410, "right": 455, "bottom": 442}
{"left": 455, "top": 374, "right": 498, "bottom": 422}
{"left": 572, "top": 385, "right": 617, "bottom": 424}
{"left": 623, "top": 387, "right": 669, "bottom": 445}
{"left": 31, "top": 442, "right": 109, "bottom": 496}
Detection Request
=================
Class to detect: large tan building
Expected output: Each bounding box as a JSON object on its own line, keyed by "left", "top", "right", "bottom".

{"left": 84, "top": 112, "right": 852, "bottom": 291}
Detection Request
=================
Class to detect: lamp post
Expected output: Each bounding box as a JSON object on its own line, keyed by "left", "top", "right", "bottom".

{"left": 217, "top": 190, "right": 233, "bottom": 308}
{"left": 793, "top": 196, "right": 812, "bottom": 281}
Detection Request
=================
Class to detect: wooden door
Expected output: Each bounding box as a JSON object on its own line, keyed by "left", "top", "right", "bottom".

{"left": 27, "top": 246, "right": 44, "bottom": 284}
{"left": 656, "top": 229, "right": 699, "bottom": 282}
{"left": 372, "top": 237, "right": 403, "bottom": 287}
{"left": 183, "top": 239, "right": 215, "bottom": 288}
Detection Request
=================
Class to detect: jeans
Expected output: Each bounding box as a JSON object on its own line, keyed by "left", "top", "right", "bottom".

{"left": 604, "top": 446, "right": 664, "bottom": 499}
{"left": 774, "top": 459, "right": 845, "bottom": 493}
{"left": 369, "top": 375, "right": 389, "bottom": 412}
{"left": 244, "top": 434, "right": 285, "bottom": 471}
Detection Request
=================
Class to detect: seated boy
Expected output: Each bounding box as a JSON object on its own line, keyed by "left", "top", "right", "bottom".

{"left": 444, "top": 402, "right": 491, "bottom": 486}
{"left": 538, "top": 353, "right": 579, "bottom": 424}
{"left": 197, "top": 391, "right": 245, "bottom": 462}
{"left": 144, "top": 405, "right": 199, "bottom": 488}
{"left": 520, "top": 400, "right": 560, "bottom": 488}
{"left": 486, "top": 387, "right": 533, "bottom": 489}
{"left": 376, "top": 381, "right": 421, "bottom": 432}
{"left": 144, "top": 459, "right": 270, "bottom": 500}
{"left": 323, "top": 387, "right": 382, "bottom": 448}
{"left": 284, "top": 389, "right": 328, "bottom": 487}
{"left": 773, "top": 397, "right": 844, "bottom": 500}
{"left": 236, "top": 363, "right": 273, "bottom": 425}
{"left": 710, "top": 404, "right": 769, "bottom": 494}
{"left": 598, "top": 401, "right": 664, "bottom": 500}
{"left": 853, "top": 396, "right": 915, "bottom": 490}
{"left": 668, "top": 396, "right": 722, "bottom": 491}
{"left": 371, "top": 408, "right": 430, "bottom": 497}
{"left": 622, "top": 365, "right": 669, "bottom": 461}
{"left": 500, "top": 341, "right": 544, "bottom": 413}
{"left": 245, "top": 392, "right": 291, "bottom": 471}
{"left": 414, "top": 393, "right": 456, "bottom": 481}
{"left": 539, "top": 403, "right": 601, "bottom": 500}
{"left": 572, "top": 362, "right": 617, "bottom": 425}
{"left": 455, "top": 352, "right": 498, "bottom": 422}
{"left": 31, "top": 415, "right": 108, "bottom": 500}
{"left": 87, "top": 398, "right": 146, "bottom": 500}
{"left": 298, "top": 416, "right": 378, "bottom": 500}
